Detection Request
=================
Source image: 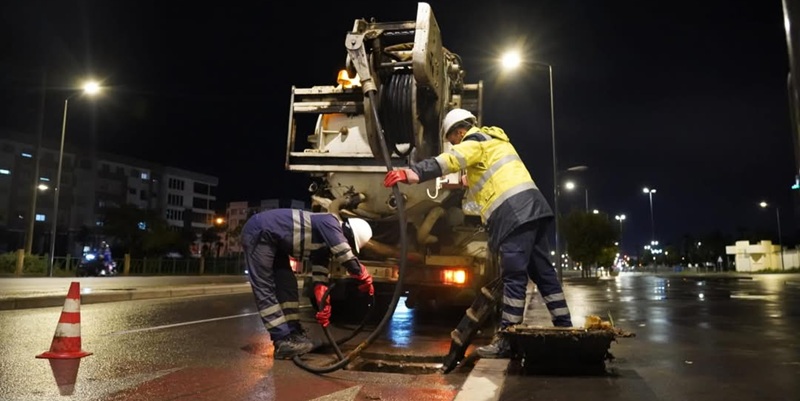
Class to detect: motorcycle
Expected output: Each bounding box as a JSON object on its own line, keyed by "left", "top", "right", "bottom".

{"left": 76, "top": 251, "right": 117, "bottom": 277}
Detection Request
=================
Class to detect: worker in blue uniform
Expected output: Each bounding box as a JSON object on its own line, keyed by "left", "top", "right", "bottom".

{"left": 384, "top": 108, "right": 572, "bottom": 358}
{"left": 241, "top": 208, "right": 374, "bottom": 359}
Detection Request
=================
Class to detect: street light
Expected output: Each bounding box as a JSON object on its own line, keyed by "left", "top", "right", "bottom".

{"left": 759, "top": 201, "right": 784, "bottom": 270}
{"left": 615, "top": 214, "right": 626, "bottom": 250}
{"left": 642, "top": 187, "right": 657, "bottom": 246}
{"left": 47, "top": 80, "right": 102, "bottom": 276}
{"left": 564, "top": 180, "right": 589, "bottom": 212}
{"left": 500, "top": 49, "right": 561, "bottom": 281}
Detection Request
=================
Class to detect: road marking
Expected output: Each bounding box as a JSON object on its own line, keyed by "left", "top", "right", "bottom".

{"left": 106, "top": 312, "right": 257, "bottom": 335}
{"left": 309, "top": 385, "right": 362, "bottom": 401}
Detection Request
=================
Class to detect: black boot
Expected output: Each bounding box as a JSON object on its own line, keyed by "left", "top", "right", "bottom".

{"left": 475, "top": 334, "right": 511, "bottom": 358}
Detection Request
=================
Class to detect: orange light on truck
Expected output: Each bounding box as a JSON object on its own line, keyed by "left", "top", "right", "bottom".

{"left": 442, "top": 268, "right": 467, "bottom": 285}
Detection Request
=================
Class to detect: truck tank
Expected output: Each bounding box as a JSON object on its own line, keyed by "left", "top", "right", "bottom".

{"left": 284, "top": 2, "right": 497, "bottom": 311}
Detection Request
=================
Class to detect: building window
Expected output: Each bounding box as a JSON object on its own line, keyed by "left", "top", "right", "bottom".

{"left": 141, "top": 172, "right": 149, "bottom": 180}
{"left": 168, "top": 178, "right": 185, "bottom": 191}
{"left": 35, "top": 214, "right": 45, "bottom": 222}
{"left": 167, "top": 194, "right": 184, "bottom": 206}
{"left": 193, "top": 197, "right": 209, "bottom": 209}
{"left": 194, "top": 182, "right": 209, "bottom": 194}
{"left": 21, "top": 152, "right": 32, "bottom": 158}
{"left": 129, "top": 188, "right": 137, "bottom": 195}
{"left": 0, "top": 169, "right": 9, "bottom": 175}
{"left": 140, "top": 190, "right": 147, "bottom": 201}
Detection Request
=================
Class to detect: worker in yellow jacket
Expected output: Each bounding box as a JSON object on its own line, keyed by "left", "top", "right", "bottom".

{"left": 383, "top": 108, "right": 572, "bottom": 358}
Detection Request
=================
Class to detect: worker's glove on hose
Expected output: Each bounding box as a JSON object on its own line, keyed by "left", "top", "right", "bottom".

{"left": 314, "top": 284, "right": 332, "bottom": 327}
{"left": 383, "top": 168, "right": 419, "bottom": 187}
{"left": 350, "top": 263, "right": 374, "bottom": 296}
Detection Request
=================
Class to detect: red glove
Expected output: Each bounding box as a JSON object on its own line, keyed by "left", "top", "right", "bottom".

{"left": 350, "top": 264, "right": 374, "bottom": 296}
{"left": 383, "top": 170, "right": 408, "bottom": 187}
{"left": 314, "top": 284, "right": 332, "bottom": 327}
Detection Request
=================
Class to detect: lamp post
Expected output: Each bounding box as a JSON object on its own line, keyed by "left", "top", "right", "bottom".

{"left": 615, "top": 214, "right": 626, "bottom": 250}
{"left": 642, "top": 187, "right": 657, "bottom": 245}
{"left": 500, "top": 50, "right": 562, "bottom": 281}
{"left": 759, "top": 201, "right": 785, "bottom": 270}
{"left": 47, "top": 80, "right": 101, "bottom": 276}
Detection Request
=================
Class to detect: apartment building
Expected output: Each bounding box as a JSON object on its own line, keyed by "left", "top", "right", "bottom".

{"left": 0, "top": 130, "right": 218, "bottom": 255}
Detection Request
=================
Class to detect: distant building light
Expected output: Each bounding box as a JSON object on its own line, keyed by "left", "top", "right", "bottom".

{"left": 35, "top": 214, "right": 46, "bottom": 222}
{"left": 21, "top": 153, "right": 32, "bottom": 158}
{"left": 138, "top": 221, "right": 147, "bottom": 230}
{"left": 0, "top": 169, "right": 9, "bottom": 175}
{"left": 141, "top": 172, "right": 149, "bottom": 180}
{"left": 39, "top": 177, "right": 50, "bottom": 181}
{"left": 96, "top": 221, "right": 104, "bottom": 226}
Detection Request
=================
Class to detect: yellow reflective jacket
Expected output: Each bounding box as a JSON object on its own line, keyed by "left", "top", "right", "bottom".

{"left": 435, "top": 126, "right": 537, "bottom": 220}
{"left": 410, "top": 126, "right": 553, "bottom": 249}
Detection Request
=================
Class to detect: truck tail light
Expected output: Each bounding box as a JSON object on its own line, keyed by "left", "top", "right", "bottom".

{"left": 441, "top": 268, "right": 467, "bottom": 285}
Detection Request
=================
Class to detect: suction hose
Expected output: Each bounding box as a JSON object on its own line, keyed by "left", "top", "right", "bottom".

{"left": 293, "top": 90, "right": 409, "bottom": 374}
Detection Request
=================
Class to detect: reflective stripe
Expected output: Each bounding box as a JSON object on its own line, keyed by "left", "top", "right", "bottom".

{"left": 472, "top": 154, "right": 522, "bottom": 195}
{"left": 334, "top": 250, "right": 355, "bottom": 263}
{"left": 312, "top": 275, "right": 330, "bottom": 283}
{"left": 502, "top": 311, "right": 523, "bottom": 324}
{"left": 280, "top": 301, "right": 299, "bottom": 310}
{"left": 259, "top": 304, "right": 282, "bottom": 318}
{"left": 549, "top": 307, "right": 571, "bottom": 317}
{"left": 264, "top": 315, "right": 288, "bottom": 329}
{"left": 63, "top": 299, "right": 80, "bottom": 313}
{"left": 503, "top": 295, "right": 526, "bottom": 308}
{"left": 449, "top": 149, "right": 467, "bottom": 170}
{"left": 543, "top": 293, "right": 565, "bottom": 303}
{"left": 435, "top": 155, "right": 452, "bottom": 174}
{"left": 292, "top": 210, "right": 302, "bottom": 258}
{"left": 302, "top": 212, "right": 312, "bottom": 258}
{"left": 283, "top": 313, "right": 300, "bottom": 321}
{"left": 311, "top": 265, "right": 329, "bottom": 274}
{"left": 484, "top": 182, "right": 537, "bottom": 219}
{"left": 330, "top": 243, "right": 350, "bottom": 256}
{"left": 54, "top": 322, "right": 81, "bottom": 337}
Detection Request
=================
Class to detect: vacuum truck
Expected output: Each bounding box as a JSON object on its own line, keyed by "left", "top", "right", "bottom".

{"left": 284, "top": 2, "right": 498, "bottom": 313}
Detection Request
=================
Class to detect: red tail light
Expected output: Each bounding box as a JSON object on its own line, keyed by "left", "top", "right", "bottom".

{"left": 441, "top": 268, "right": 468, "bottom": 285}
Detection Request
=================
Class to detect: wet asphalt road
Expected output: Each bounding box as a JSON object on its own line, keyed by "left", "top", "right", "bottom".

{"left": 1, "top": 273, "right": 798, "bottom": 400}
{"left": 0, "top": 289, "right": 472, "bottom": 400}
{"left": 502, "top": 273, "right": 800, "bottom": 401}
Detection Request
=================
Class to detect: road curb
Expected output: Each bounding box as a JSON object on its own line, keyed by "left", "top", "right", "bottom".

{"left": 0, "top": 283, "right": 252, "bottom": 311}
{"left": 453, "top": 358, "right": 509, "bottom": 401}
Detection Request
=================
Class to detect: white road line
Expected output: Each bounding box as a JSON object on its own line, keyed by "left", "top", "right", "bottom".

{"left": 107, "top": 312, "right": 257, "bottom": 336}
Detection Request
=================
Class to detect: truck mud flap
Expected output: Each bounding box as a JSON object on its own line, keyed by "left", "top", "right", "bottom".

{"left": 441, "top": 277, "right": 503, "bottom": 373}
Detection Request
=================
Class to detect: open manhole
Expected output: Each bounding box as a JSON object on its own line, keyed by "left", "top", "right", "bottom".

{"left": 346, "top": 352, "right": 445, "bottom": 374}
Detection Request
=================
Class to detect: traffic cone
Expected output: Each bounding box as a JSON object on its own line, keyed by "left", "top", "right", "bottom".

{"left": 36, "top": 281, "right": 92, "bottom": 395}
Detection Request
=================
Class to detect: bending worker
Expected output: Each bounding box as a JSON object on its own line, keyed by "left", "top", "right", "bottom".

{"left": 241, "top": 208, "right": 374, "bottom": 359}
{"left": 383, "top": 108, "right": 573, "bottom": 358}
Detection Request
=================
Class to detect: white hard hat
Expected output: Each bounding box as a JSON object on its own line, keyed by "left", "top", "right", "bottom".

{"left": 442, "top": 108, "right": 476, "bottom": 137}
{"left": 343, "top": 218, "right": 372, "bottom": 253}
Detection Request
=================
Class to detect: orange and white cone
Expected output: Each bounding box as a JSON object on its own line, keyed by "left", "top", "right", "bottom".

{"left": 36, "top": 281, "right": 92, "bottom": 395}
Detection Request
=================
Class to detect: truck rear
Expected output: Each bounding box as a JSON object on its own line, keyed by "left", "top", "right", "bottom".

{"left": 284, "top": 3, "right": 497, "bottom": 312}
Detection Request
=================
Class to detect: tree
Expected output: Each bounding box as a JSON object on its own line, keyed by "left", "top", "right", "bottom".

{"left": 561, "top": 211, "right": 618, "bottom": 277}
{"left": 102, "top": 204, "right": 186, "bottom": 256}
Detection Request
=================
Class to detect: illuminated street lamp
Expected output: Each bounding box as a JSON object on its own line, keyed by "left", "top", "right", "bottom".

{"left": 642, "top": 187, "right": 657, "bottom": 246}
{"left": 564, "top": 180, "right": 589, "bottom": 212}
{"left": 615, "top": 214, "right": 626, "bottom": 250}
{"left": 759, "top": 201, "right": 784, "bottom": 270}
{"left": 48, "top": 80, "right": 103, "bottom": 276}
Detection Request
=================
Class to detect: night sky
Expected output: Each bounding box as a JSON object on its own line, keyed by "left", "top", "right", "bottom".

{"left": 1, "top": 0, "right": 796, "bottom": 253}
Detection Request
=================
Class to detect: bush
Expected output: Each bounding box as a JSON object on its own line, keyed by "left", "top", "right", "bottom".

{"left": 0, "top": 252, "right": 47, "bottom": 274}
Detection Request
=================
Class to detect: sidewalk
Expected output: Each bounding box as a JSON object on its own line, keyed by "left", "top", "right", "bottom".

{"left": 0, "top": 275, "right": 253, "bottom": 310}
